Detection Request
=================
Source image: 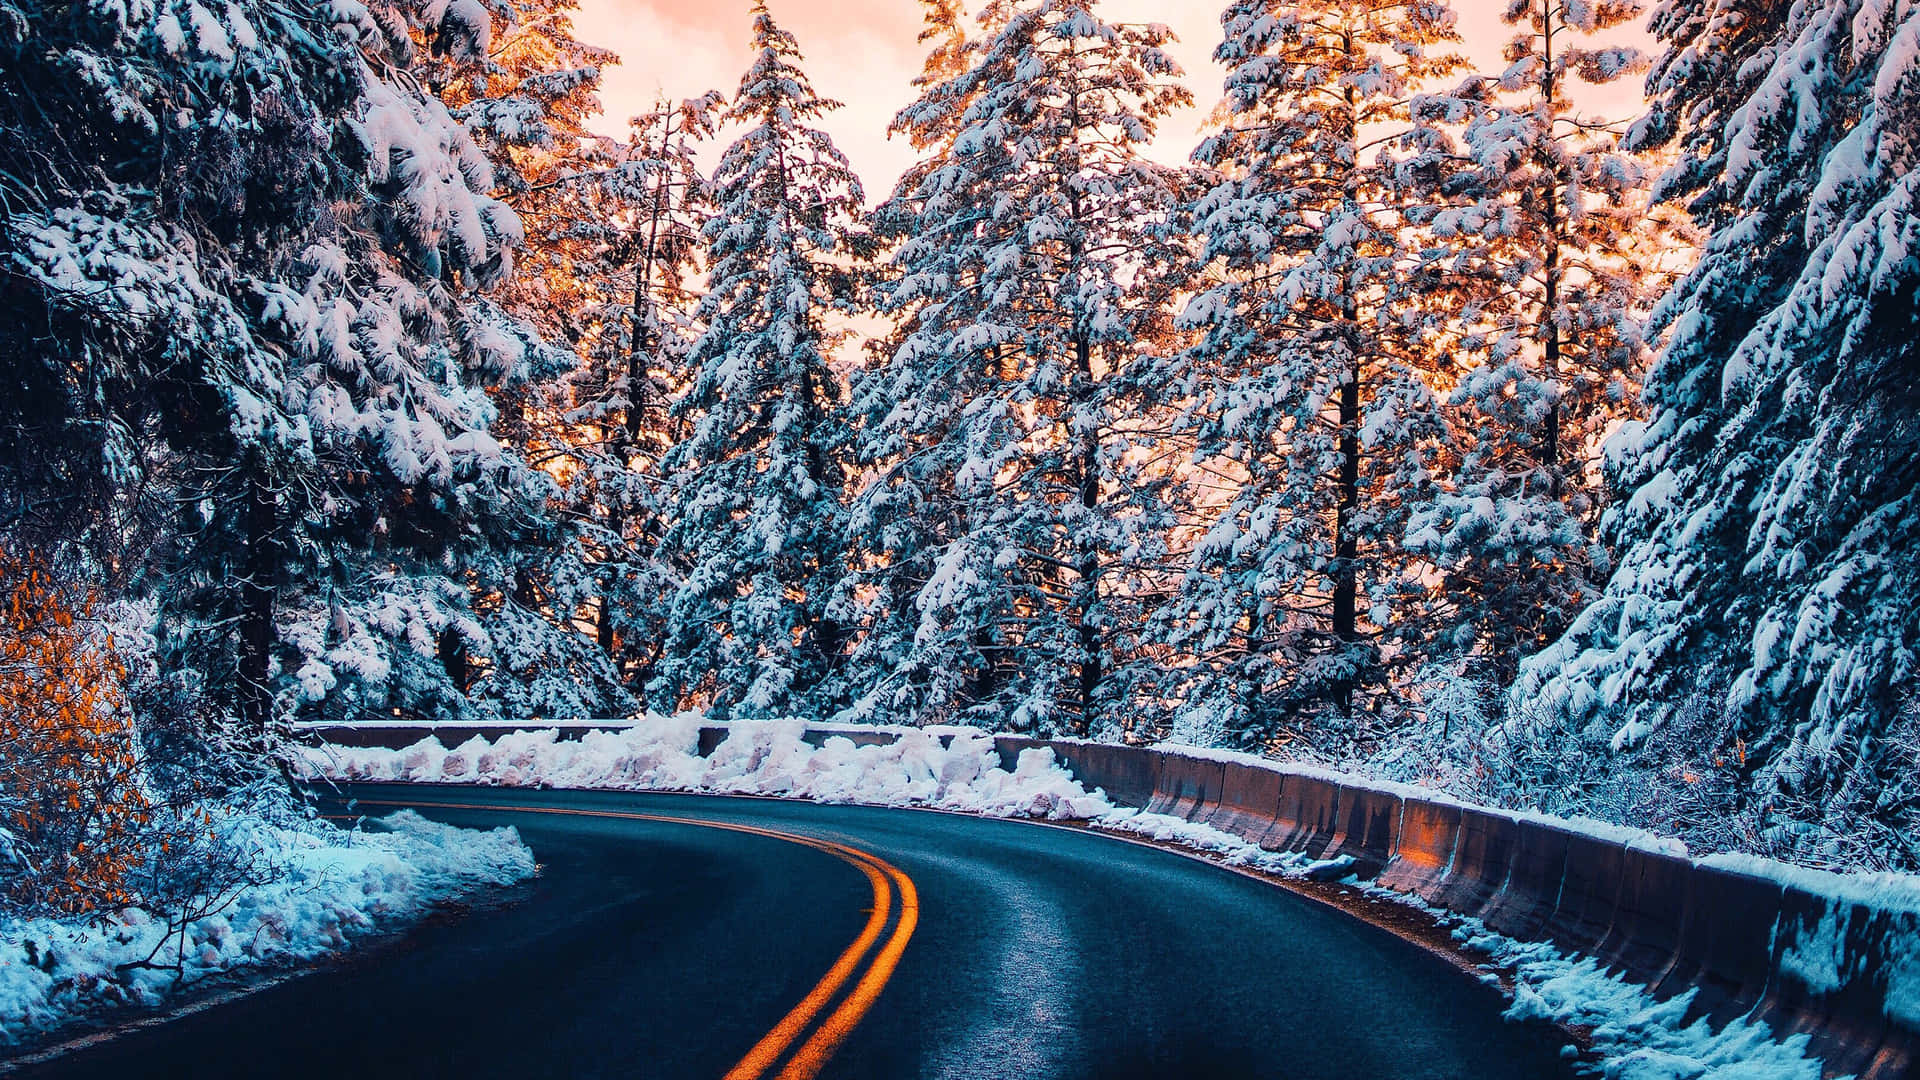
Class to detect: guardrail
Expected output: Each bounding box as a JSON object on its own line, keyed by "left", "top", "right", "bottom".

{"left": 302, "top": 721, "right": 1920, "bottom": 1079}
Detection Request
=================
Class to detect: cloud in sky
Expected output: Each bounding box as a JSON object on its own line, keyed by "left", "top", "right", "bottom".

{"left": 572, "top": 1, "right": 1656, "bottom": 201}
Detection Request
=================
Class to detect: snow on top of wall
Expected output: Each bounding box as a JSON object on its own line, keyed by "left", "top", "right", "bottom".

{"left": 298, "top": 719, "right": 1113, "bottom": 822}
{"left": 1698, "top": 852, "right": 1920, "bottom": 915}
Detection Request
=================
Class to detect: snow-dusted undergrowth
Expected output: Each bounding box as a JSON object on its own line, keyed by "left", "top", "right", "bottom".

{"left": 0, "top": 810, "right": 534, "bottom": 1044}
{"left": 305, "top": 719, "right": 1835, "bottom": 1079}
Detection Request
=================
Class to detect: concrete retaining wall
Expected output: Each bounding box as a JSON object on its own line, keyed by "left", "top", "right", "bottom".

{"left": 304, "top": 721, "right": 1920, "bottom": 1078}
{"left": 1016, "top": 738, "right": 1919, "bottom": 1080}
{"left": 303, "top": 721, "right": 902, "bottom": 755}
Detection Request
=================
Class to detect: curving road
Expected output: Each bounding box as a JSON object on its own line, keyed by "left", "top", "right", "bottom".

{"left": 12, "top": 785, "right": 1578, "bottom": 1080}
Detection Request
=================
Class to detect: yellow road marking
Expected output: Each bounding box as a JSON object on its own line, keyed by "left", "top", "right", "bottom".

{"left": 773, "top": 858, "right": 919, "bottom": 1080}
{"left": 718, "top": 843, "right": 890, "bottom": 1080}
{"left": 340, "top": 797, "right": 916, "bottom": 1080}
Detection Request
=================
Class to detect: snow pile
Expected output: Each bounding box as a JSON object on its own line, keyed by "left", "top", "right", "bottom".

{"left": 302, "top": 722, "right": 1366, "bottom": 877}
{"left": 1484, "top": 936, "right": 1825, "bottom": 1080}
{"left": 1093, "top": 805, "right": 1341, "bottom": 877}
{"left": 0, "top": 810, "right": 534, "bottom": 1043}
{"left": 299, "top": 719, "right": 1113, "bottom": 821}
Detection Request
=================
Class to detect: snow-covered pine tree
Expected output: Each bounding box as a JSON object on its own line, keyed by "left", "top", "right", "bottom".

{"left": 1403, "top": 0, "right": 1661, "bottom": 690}
{"left": 877, "top": 0, "right": 992, "bottom": 224}
{"left": 1516, "top": 0, "right": 1920, "bottom": 867}
{"left": 845, "top": 0, "right": 1191, "bottom": 734}
{"left": 0, "top": 0, "right": 628, "bottom": 744}
{"left": 558, "top": 94, "right": 720, "bottom": 688}
{"left": 414, "top": 0, "right": 661, "bottom": 716}
{"left": 648, "top": 3, "right": 866, "bottom": 719}
{"left": 912, "top": 0, "right": 972, "bottom": 90}
{"left": 430, "top": 0, "right": 617, "bottom": 334}
{"left": 1147, "top": 0, "right": 1463, "bottom": 753}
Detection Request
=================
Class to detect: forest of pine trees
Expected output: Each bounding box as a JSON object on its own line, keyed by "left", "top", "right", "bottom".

{"left": 1, "top": 0, "right": 1915, "bottom": 874}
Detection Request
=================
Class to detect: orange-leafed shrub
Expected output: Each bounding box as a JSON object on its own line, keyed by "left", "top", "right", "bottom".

{"left": 0, "top": 555, "right": 150, "bottom": 914}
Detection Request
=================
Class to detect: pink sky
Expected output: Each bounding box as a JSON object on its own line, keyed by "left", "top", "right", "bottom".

{"left": 573, "top": 1, "right": 1656, "bottom": 200}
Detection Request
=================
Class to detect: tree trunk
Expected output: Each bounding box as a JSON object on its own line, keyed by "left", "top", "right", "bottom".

{"left": 1063, "top": 60, "right": 1102, "bottom": 735}
{"left": 237, "top": 462, "right": 278, "bottom": 744}
{"left": 438, "top": 625, "right": 471, "bottom": 695}
{"left": 1540, "top": 10, "right": 1564, "bottom": 504}
{"left": 1074, "top": 331, "right": 1102, "bottom": 733}
{"left": 1329, "top": 33, "right": 1363, "bottom": 717}
{"left": 1332, "top": 354, "right": 1360, "bottom": 716}
{"left": 597, "top": 504, "right": 620, "bottom": 664}
{"left": 1544, "top": 251, "right": 1563, "bottom": 502}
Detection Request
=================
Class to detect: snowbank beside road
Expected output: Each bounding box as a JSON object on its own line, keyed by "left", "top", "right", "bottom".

{"left": 0, "top": 810, "right": 534, "bottom": 1045}
{"left": 299, "top": 718, "right": 1112, "bottom": 820}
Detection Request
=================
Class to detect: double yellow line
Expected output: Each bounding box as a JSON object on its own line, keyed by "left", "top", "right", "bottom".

{"left": 344, "top": 798, "right": 918, "bottom": 1080}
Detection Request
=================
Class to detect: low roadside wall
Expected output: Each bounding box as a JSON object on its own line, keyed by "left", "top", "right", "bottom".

{"left": 1001, "top": 737, "right": 1920, "bottom": 1080}
{"left": 303, "top": 720, "right": 902, "bottom": 756}
{"left": 302, "top": 721, "right": 1919, "bottom": 1079}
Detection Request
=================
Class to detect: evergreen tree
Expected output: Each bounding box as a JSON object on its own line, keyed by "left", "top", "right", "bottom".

{"left": 1404, "top": 0, "right": 1660, "bottom": 689}
{"left": 432, "top": 0, "right": 618, "bottom": 337}
{"left": 0, "top": 0, "right": 627, "bottom": 745}
{"left": 649, "top": 2, "right": 866, "bottom": 718}
{"left": 1148, "top": 0, "right": 1462, "bottom": 752}
{"left": 910, "top": 0, "right": 971, "bottom": 90}
{"left": 418, "top": 2, "right": 730, "bottom": 707}
{"left": 418, "top": 0, "right": 655, "bottom": 717}
{"left": 558, "top": 94, "right": 720, "bottom": 688}
{"left": 1517, "top": 0, "right": 1920, "bottom": 866}
{"left": 846, "top": 0, "right": 1191, "bottom": 734}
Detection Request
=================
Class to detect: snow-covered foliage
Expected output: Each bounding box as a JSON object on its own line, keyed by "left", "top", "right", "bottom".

{"left": 844, "top": 0, "right": 1193, "bottom": 735}
{"left": 0, "top": 0, "right": 631, "bottom": 737}
{"left": 647, "top": 3, "right": 868, "bottom": 721}
{"left": 1405, "top": 0, "right": 1672, "bottom": 688}
{"left": 0, "top": 808, "right": 533, "bottom": 1043}
{"left": 1146, "top": 0, "right": 1465, "bottom": 752}
{"left": 1515, "top": 0, "right": 1920, "bottom": 869}
{"left": 549, "top": 93, "right": 722, "bottom": 691}
{"left": 415, "top": 0, "right": 726, "bottom": 699}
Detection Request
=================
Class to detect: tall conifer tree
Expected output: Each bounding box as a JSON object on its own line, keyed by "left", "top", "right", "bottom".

{"left": 0, "top": 0, "right": 631, "bottom": 740}
{"left": 650, "top": 2, "right": 866, "bottom": 718}
{"left": 1518, "top": 0, "right": 1920, "bottom": 865}
{"left": 1150, "top": 0, "right": 1463, "bottom": 751}
{"left": 846, "top": 0, "right": 1191, "bottom": 734}
{"left": 1405, "top": 0, "right": 1660, "bottom": 688}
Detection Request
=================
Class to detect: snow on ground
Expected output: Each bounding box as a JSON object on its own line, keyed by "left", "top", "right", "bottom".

{"left": 298, "top": 716, "right": 1112, "bottom": 819}
{"left": 1492, "top": 939, "right": 1825, "bottom": 1080}
{"left": 304, "top": 719, "right": 1838, "bottom": 1080}
{"left": 0, "top": 810, "right": 534, "bottom": 1044}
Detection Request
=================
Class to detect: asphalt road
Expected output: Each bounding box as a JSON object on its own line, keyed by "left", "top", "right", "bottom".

{"left": 11, "top": 785, "right": 1579, "bottom": 1080}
